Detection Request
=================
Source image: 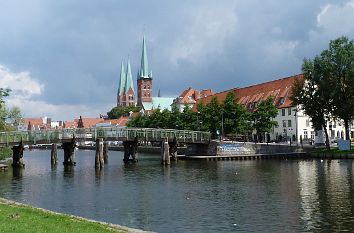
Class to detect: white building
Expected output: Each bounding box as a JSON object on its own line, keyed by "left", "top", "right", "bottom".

{"left": 196, "top": 74, "right": 354, "bottom": 143}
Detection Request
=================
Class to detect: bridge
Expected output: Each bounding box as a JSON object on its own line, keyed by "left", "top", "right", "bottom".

{"left": 0, "top": 127, "right": 211, "bottom": 146}
{"left": 0, "top": 127, "right": 211, "bottom": 167}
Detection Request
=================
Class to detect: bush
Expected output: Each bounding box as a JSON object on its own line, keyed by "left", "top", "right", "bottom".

{"left": 0, "top": 147, "right": 12, "bottom": 161}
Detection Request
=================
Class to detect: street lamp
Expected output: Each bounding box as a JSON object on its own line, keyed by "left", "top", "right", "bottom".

{"left": 221, "top": 111, "right": 224, "bottom": 141}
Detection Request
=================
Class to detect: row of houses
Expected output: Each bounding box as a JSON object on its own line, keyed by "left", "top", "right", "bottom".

{"left": 186, "top": 74, "right": 354, "bottom": 143}
{"left": 13, "top": 116, "right": 129, "bottom": 131}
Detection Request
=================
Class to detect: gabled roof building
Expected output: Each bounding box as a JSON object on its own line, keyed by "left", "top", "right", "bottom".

{"left": 195, "top": 74, "right": 354, "bottom": 143}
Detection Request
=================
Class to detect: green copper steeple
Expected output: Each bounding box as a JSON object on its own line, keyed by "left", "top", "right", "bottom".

{"left": 125, "top": 59, "right": 134, "bottom": 93}
{"left": 118, "top": 62, "right": 126, "bottom": 95}
{"left": 139, "top": 36, "right": 152, "bottom": 79}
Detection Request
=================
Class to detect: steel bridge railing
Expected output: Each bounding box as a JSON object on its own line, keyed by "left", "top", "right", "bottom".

{"left": 0, "top": 127, "right": 211, "bottom": 146}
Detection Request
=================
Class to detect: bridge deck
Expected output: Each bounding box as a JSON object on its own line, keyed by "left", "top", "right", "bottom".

{"left": 0, "top": 127, "right": 211, "bottom": 146}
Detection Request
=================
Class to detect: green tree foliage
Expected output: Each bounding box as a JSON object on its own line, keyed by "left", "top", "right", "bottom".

{"left": 222, "top": 92, "right": 250, "bottom": 136}
{"left": 291, "top": 36, "right": 354, "bottom": 148}
{"left": 0, "top": 88, "right": 11, "bottom": 131}
{"left": 251, "top": 97, "right": 278, "bottom": 141}
{"left": 107, "top": 105, "right": 141, "bottom": 119}
{"left": 128, "top": 91, "right": 277, "bottom": 140}
{"left": 319, "top": 37, "right": 354, "bottom": 140}
{"left": 291, "top": 59, "right": 332, "bottom": 149}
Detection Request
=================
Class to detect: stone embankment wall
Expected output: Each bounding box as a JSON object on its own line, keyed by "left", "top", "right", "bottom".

{"left": 186, "top": 141, "right": 301, "bottom": 156}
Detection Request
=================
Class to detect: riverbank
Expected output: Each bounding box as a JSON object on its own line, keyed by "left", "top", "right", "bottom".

{"left": 0, "top": 198, "right": 149, "bottom": 233}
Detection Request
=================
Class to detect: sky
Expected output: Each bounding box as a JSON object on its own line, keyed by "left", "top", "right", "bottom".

{"left": 0, "top": 0, "right": 354, "bottom": 120}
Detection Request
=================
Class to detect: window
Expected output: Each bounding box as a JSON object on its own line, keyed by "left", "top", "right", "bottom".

{"left": 283, "top": 120, "right": 287, "bottom": 127}
{"left": 311, "top": 131, "right": 315, "bottom": 140}
{"left": 288, "top": 108, "right": 292, "bottom": 116}
{"left": 279, "top": 97, "right": 285, "bottom": 105}
{"left": 306, "top": 119, "right": 310, "bottom": 127}
{"left": 288, "top": 120, "right": 292, "bottom": 127}
{"left": 333, "top": 121, "right": 336, "bottom": 128}
{"left": 304, "top": 131, "right": 308, "bottom": 139}
{"left": 147, "top": 85, "right": 150, "bottom": 89}
{"left": 282, "top": 109, "right": 285, "bottom": 116}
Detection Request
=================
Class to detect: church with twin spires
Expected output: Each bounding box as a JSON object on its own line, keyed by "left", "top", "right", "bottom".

{"left": 117, "top": 36, "right": 173, "bottom": 111}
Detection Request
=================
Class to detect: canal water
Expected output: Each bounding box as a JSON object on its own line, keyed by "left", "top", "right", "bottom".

{"left": 1, "top": 150, "right": 354, "bottom": 232}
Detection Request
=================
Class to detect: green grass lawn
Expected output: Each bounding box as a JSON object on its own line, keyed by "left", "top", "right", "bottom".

{"left": 315, "top": 147, "right": 354, "bottom": 154}
{"left": 0, "top": 200, "right": 131, "bottom": 233}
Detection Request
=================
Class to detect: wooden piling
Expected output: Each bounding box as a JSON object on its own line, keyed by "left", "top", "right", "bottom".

{"left": 63, "top": 138, "right": 76, "bottom": 166}
{"left": 95, "top": 138, "right": 104, "bottom": 169}
{"left": 51, "top": 143, "right": 58, "bottom": 165}
{"left": 103, "top": 141, "right": 108, "bottom": 164}
{"left": 161, "top": 139, "right": 170, "bottom": 165}
{"left": 12, "top": 141, "right": 25, "bottom": 168}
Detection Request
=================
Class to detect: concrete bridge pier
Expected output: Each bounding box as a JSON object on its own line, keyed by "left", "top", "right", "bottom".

{"left": 123, "top": 137, "right": 139, "bottom": 163}
{"left": 161, "top": 139, "right": 170, "bottom": 165}
{"left": 95, "top": 138, "right": 104, "bottom": 169}
{"left": 51, "top": 143, "right": 58, "bottom": 165}
{"left": 11, "top": 141, "right": 25, "bottom": 168}
{"left": 103, "top": 141, "right": 108, "bottom": 164}
{"left": 169, "top": 137, "right": 178, "bottom": 161}
{"left": 62, "top": 138, "right": 76, "bottom": 166}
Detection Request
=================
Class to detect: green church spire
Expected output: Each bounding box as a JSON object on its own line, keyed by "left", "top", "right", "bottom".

{"left": 125, "top": 59, "right": 134, "bottom": 93}
{"left": 118, "top": 62, "right": 126, "bottom": 95}
{"left": 139, "top": 36, "right": 151, "bottom": 79}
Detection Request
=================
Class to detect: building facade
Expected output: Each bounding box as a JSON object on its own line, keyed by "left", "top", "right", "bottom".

{"left": 172, "top": 87, "right": 214, "bottom": 112}
{"left": 195, "top": 74, "right": 354, "bottom": 143}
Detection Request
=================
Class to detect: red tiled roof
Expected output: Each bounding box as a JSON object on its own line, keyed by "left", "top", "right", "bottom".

{"left": 194, "top": 74, "right": 304, "bottom": 110}
{"left": 175, "top": 87, "right": 215, "bottom": 105}
{"left": 73, "top": 117, "right": 103, "bottom": 128}
{"left": 103, "top": 116, "right": 129, "bottom": 126}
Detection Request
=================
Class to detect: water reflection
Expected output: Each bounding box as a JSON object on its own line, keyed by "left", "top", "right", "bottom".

{"left": 12, "top": 167, "right": 23, "bottom": 180}
{"left": 1, "top": 150, "right": 354, "bottom": 232}
{"left": 63, "top": 165, "right": 74, "bottom": 178}
{"left": 298, "top": 160, "right": 354, "bottom": 232}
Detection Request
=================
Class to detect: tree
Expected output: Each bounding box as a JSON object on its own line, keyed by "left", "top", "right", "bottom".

{"left": 222, "top": 91, "right": 250, "bottom": 136}
{"left": 319, "top": 37, "right": 354, "bottom": 140}
{"left": 251, "top": 97, "right": 278, "bottom": 142}
{"left": 107, "top": 105, "right": 141, "bottom": 119}
{"left": 0, "top": 88, "right": 11, "bottom": 131}
{"left": 291, "top": 59, "right": 332, "bottom": 149}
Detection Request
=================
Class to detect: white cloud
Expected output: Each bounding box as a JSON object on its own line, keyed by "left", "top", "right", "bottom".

{"left": 312, "top": 1, "right": 354, "bottom": 39}
{"left": 0, "top": 65, "right": 43, "bottom": 98}
{"left": 0, "top": 64, "right": 108, "bottom": 120}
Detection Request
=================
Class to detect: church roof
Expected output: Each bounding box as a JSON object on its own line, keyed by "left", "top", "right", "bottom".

{"left": 138, "top": 36, "right": 152, "bottom": 79}
{"left": 125, "top": 60, "right": 134, "bottom": 93}
{"left": 142, "top": 97, "right": 174, "bottom": 111}
{"left": 118, "top": 62, "right": 126, "bottom": 95}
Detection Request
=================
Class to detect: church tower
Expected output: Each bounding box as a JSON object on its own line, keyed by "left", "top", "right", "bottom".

{"left": 117, "top": 62, "right": 126, "bottom": 106}
{"left": 137, "top": 36, "right": 153, "bottom": 106}
{"left": 117, "top": 60, "right": 135, "bottom": 107}
{"left": 124, "top": 60, "right": 135, "bottom": 106}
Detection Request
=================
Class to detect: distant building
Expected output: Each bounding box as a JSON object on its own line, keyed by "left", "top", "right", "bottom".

{"left": 64, "top": 116, "right": 129, "bottom": 129}
{"left": 172, "top": 87, "right": 214, "bottom": 112}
